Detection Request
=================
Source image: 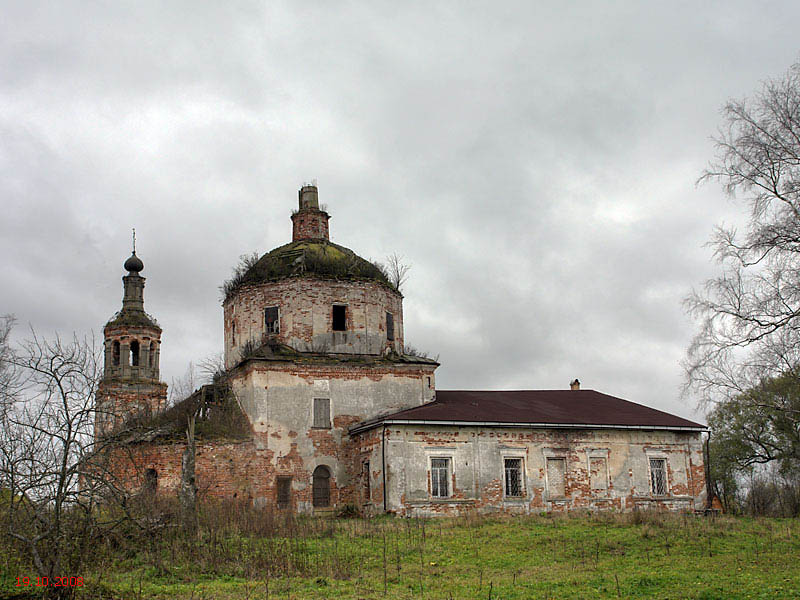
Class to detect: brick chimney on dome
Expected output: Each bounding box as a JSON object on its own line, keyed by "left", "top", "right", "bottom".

{"left": 291, "top": 184, "right": 330, "bottom": 241}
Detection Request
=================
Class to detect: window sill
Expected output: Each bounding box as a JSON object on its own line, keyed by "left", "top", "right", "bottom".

{"left": 503, "top": 496, "right": 527, "bottom": 502}
{"left": 310, "top": 427, "right": 332, "bottom": 430}
{"left": 407, "top": 498, "right": 475, "bottom": 506}
{"left": 632, "top": 495, "right": 692, "bottom": 501}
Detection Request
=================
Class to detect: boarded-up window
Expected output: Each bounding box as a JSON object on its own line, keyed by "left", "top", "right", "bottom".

{"left": 276, "top": 476, "right": 291, "bottom": 509}
{"left": 332, "top": 305, "right": 347, "bottom": 331}
{"left": 312, "top": 466, "right": 331, "bottom": 507}
{"left": 386, "top": 312, "right": 394, "bottom": 341}
{"left": 265, "top": 307, "right": 279, "bottom": 333}
{"left": 547, "top": 457, "right": 566, "bottom": 498}
{"left": 650, "top": 458, "right": 667, "bottom": 496}
{"left": 430, "top": 458, "right": 450, "bottom": 498}
{"left": 362, "top": 461, "right": 370, "bottom": 502}
{"left": 130, "top": 340, "right": 140, "bottom": 366}
{"left": 313, "top": 398, "right": 331, "bottom": 429}
{"left": 504, "top": 458, "right": 523, "bottom": 497}
{"left": 590, "top": 457, "right": 608, "bottom": 492}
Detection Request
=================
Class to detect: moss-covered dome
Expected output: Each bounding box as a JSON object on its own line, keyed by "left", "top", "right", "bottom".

{"left": 105, "top": 308, "right": 160, "bottom": 330}
{"left": 227, "top": 240, "right": 393, "bottom": 299}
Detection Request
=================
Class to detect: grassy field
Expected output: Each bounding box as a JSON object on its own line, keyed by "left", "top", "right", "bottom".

{"left": 3, "top": 511, "right": 800, "bottom": 599}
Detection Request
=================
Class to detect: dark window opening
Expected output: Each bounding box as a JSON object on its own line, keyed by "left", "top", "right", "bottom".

{"left": 112, "top": 341, "right": 120, "bottom": 366}
{"left": 504, "top": 458, "right": 523, "bottom": 497}
{"left": 386, "top": 312, "right": 394, "bottom": 341}
{"left": 427, "top": 376, "right": 432, "bottom": 389}
{"left": 332, "top": 305, "right": 347, "bottom": 331}
{"left": 231, "top": 321, "right": 236, "bottom": 345}
{"left": 362, "top": 461, "right": 370, "bottom": 502}
{"left": 144, "top": 468, "right": 158, "bottom": 494}
{"left": 265, "top": 307, "right": 279, "bottom": 334}
{"left": 130, "top": 341, "right": 140, "bottom": 367}
{"left": 277, "top": 476, "right": 292, "bottom": 509}
{"left": 313, "top": 398, "right": 331, "bottom": 429}
{"left": 149, "top": 342, "right": 156, "bottom": 368}
{"left": 312, "top": 466, "right": 331, "bottom": 507}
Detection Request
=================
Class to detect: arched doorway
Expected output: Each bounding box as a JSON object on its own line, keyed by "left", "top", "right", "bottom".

{"left": 312, "top": 465, "right": 331, "bottom": 508}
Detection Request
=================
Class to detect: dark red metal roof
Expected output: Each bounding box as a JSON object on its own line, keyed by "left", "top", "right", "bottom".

{"left": 351, "top": 390, "right": 706, "bottom": 433}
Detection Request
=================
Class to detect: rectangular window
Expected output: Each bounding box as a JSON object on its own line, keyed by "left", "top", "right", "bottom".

{"left": 313, "top": 398, "right": 331, "bottom": 429}
{"left": 332, "top": 305, "right": 347, "bottom": 331}
{"left": 276, "top": 476, "right": 291, "bottom": 508}
{"left": 430, "top": 458, "right": 450, "bottom": 498}
{"left": 265, "top": 306, "right": 279, "bottom": 334}
{"left": 546, "top": 457, "right": 566, "bottom": 498}
{"left": 504, "top": 458, "right": 523, "bottom": 497}
{"left": 362, "top": 461, "right": 370, "bottom": 502}
{"left": 590, "top": 457, "right": 608, "bottom": 492}
{"left": 649, "top": 458, "right": 668, "bottom": 496}
{"left": 386, "top": 312, "right": 394, "bottom": 341}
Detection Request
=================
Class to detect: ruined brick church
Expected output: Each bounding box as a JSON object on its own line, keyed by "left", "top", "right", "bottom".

{"left": 97, "top": 185, "right": 708, "bottom": 515}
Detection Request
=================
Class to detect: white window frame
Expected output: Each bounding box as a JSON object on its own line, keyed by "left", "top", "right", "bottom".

{"left": 586, "top": 449, "right": 610, "bottom": 496}
{"left": 428, "top": 455, "right": 452, "bottom": 499}
{"left": 500, "top": 451, "right": 526, "bottom": 499}
{"left": 647, "top": 455, "right": 669, "bottom": 497}
{"left": 543, "top": 449, "right": 568, "bottom": 500}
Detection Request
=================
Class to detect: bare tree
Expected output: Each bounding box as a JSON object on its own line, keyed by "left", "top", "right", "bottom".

{"left": 386, "top": 253, "right": 411, "bottom": 292}
{"left": 0, "top": 328, "right": 135, "bottom": 597}
{"left": 179, "top": 409, "right": 198, "bottom": 535}
{"left": 686, "top": 62, "right": 800, "bottom": 399}
{"left": 0, "top": 315, "right": 17, "bottom": 416}
{"left": 686, "top": 62, "right": 800, "bottom": 484}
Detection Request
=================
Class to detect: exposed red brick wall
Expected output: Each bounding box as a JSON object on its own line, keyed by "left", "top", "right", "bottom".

{"left": 355, "top": 426, "right": 707, "bottom": 516}
{"left": 96, "top": 380, "right": 167, "bottom": 437}
{"left": 291, "top": 209, "right": 330, "bottom": 241}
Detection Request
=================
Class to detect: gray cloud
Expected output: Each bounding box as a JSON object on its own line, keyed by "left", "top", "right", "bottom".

{"left": 2, "top": 1, "right": 799, "bottom": 423}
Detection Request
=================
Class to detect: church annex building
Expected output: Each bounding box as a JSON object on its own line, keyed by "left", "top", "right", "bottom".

{"left": 96, "top": 185, "right": 708, "bottom": 516}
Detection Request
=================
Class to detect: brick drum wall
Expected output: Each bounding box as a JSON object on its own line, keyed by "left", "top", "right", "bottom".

{"left": 223, "top": 278, "right": 404, "bottom": 367}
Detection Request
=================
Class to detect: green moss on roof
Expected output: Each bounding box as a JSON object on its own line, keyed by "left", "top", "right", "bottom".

{"left": 105, "top": 309, "right": 160, "bottom": 330}
{"left": 225, "top": 240, "right": 394, "bottom": 301}
{"left": 113, "top": 384, "right": 251, "bottom": 443}
{"left": 235, "top": 341, "right": 438, "bottom": 368}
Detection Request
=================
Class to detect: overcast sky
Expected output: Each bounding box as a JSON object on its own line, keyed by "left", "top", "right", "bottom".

{"left": 2, "top": 1, "right": 799, "bottom": 422}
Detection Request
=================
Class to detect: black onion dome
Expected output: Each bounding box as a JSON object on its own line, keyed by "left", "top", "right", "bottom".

{"left": 124, "top": 252, "right": 144, "bottom": 273}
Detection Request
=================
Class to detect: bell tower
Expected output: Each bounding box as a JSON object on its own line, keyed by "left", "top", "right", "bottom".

{"left": 95, "top": 240, "right": 167, "bottom": 436}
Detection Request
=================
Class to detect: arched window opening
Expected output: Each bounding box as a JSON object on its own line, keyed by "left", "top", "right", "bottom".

{"left": 312, "top": 466, "right": 331, "bottom": 508}
{"left": 144, "top": 468, "right": 158, "bottom": 494}
{"left": 112, "top": 341, "right": 120, "bottom": 366}
{"left": 130, "top": 340, "right": 140, "bottom": 366}
{"left": 149, "top": 342, "right": 156, "bottom": 368}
